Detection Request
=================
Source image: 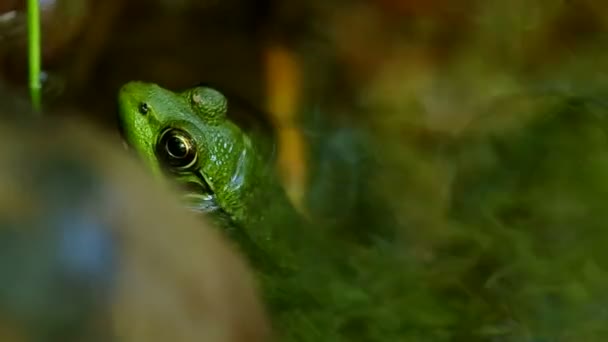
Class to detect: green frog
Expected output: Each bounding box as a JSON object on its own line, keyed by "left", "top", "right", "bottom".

{"left": 117, "top": 82, "right": 446, "bottom": 342}
{"left": 118, "top": 81, "right": 271, "bottom": 220}
{"left": 117, "top": 81, "right": 305, "bottom": 275}
{"left": 118, "top": 82, "right": 327, "bottom": 338}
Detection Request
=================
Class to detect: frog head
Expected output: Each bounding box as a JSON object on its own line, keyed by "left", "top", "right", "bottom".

{"left": 117, "top": 81, "right": 259, "bottom": 221}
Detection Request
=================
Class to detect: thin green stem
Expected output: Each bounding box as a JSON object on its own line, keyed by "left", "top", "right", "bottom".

{"left": 27, "top": 0, "right": 41, "bottom": 112}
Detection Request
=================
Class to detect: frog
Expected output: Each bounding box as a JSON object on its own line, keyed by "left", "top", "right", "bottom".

{"left": 117, "top": 81, "right": 306, "bottom": 275}
{"left": 117, "top": 82, "right": 441, "bottom": 342}
{"left": 117, "top": 81, "right": 321, "bottom": 336}
{"left": 118, "top": 82, "right": 264, "bottom": 220}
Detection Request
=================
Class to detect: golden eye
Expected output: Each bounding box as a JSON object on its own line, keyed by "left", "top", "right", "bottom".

{"left": 165, "top": 135, "right": 189, "bottom": 159}
{"left": 157, "top": 128, "right": 197, "bottom": 170}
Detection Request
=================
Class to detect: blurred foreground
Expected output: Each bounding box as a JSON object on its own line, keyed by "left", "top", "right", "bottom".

{"left": 0, "top": 92, "right": 270, "bottom": 341}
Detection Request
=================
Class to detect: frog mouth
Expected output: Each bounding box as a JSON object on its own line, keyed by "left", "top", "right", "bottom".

{"left": 178, "top": 176, "right": 219, "bottom": 214}
{"left": 176, "top": 172, "right": 221, "bottom": 213}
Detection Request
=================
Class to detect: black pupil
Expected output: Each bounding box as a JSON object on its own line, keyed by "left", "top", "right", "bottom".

{"left": 166, "top": 136, "right": 188, "bottom": 158}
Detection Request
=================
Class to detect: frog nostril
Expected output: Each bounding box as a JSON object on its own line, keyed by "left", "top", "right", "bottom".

{"left": 138, "top": 102, "right": 149, "bottom": 115}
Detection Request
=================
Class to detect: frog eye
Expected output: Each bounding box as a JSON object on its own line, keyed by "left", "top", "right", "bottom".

{"left": 156, "top": 128, "right": 197, "bottom": 170}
